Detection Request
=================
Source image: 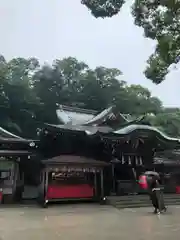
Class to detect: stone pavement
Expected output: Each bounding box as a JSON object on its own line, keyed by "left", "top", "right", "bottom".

{"left": 0, "top": 204, "right": 180, "bottom": 240}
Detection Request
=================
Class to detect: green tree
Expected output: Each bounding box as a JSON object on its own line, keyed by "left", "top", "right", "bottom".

{"left": 77, "top": 66, "right": 125, "bottom": 111}
{"left": 125, "top": 85, "right": 162, "bottom": 115}
{"left": 32, "top": 57, "right": 89, "bottom": 122}
{"left": 33, "top": 57, "right": 163, "bottom": 115}
{"left": 149, "top": 111, "right": 180, "bottom": 137}
{"left": 0, "top": 55, "right": 40, "bottom": 137}
{"left": 33, "top": 58, "right": 124, "bottom": 113}
{"left": 1, "top": 54, "right": 180, "bottom": 138}
{"left": 82, "top": 0, "right": 180, "bottom": 84}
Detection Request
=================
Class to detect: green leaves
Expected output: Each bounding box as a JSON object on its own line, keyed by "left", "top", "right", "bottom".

{"left": 132, "top": 0, "right": 180, "bottom": 83}
{"left": 82, "top": 0, "right": 180, "bottom": 83}
{"left": 150, "top": 111, "right": 180, "bottom": 137}
{"left": 0, "top": 54, "right": 180, "bottom": 137}
{"left": 81, "top": 0, "right": 125, "bottom": 18}
{"left": 0, "top": 56, "right": 40, "bottom": 137}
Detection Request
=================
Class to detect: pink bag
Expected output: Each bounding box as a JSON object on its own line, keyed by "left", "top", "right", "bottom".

{"left": 139, "top": 175, "right": 148, "bottom": 189}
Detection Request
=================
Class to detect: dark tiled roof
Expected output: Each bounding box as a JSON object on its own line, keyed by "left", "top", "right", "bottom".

{"left": 45, "top": 124, "right": 112, "bottom": 134}
{"left": 42, "top": 155, "right": 109, "bottom": 167}
{"left": 114, "top": 124, "right": 180, "bottom": 142}
{"left": 0, "top": 127, "right": 22, "bottom": 139}
{"left": 0, "top": 150, "right": 35, "bottom": 156}
{"left": 0, "top": 137, "right": 39, "bottom": 143}
{"left": 59, "top": 105, "right": 97, "bottom": 115}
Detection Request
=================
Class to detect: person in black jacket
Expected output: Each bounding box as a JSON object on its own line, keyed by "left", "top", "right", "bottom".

{"left": 148, "top": 175, "right": 167, "bottom": 214}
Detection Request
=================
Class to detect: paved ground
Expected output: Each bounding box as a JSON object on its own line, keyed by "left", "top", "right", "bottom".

{"left": 0, "top": 204, "right": 180, "bottom": 240}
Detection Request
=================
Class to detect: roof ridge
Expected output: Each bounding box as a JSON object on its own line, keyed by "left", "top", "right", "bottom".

{"left": 0, "top": 126, "right": 23, "bottom": 139}
{"left": 58, "top": 105, "right": 98, "bottom": 115}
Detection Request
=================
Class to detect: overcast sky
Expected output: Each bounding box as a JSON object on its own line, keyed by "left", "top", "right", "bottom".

{"left": 1, "top": 0, "right": 180, "bottom": 107}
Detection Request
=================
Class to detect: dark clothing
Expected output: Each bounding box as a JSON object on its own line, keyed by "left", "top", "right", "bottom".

{"left": 150, "top": 190, "right": 159, "bottom": 209}
{"left": 140, "top": 173, "right": 166, "bottom": 213}
{"left": 148, "top": 178, "right": 166, "bottom": 212}
{"left": 149, "top": 180, "right": 160, "bottom": 209}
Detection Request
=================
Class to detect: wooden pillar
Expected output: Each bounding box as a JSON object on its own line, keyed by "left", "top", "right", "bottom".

{"left": 38, "top": 169, "right": 45, "bottom": 206}
{"left": 112, "top": 164, "right": 116, "bottom": 193}
{"left": 12, "top": 162, "right": 18, "bottom": 199}
{"left": 41, "top": 170, "right": 45, "bottom": 195}
{"left": 45, "top": 169, "right": 48, "bottom": 196}
{"left": 39, "top": 169, "right": 48, "bottom": 207}
{"left": 94, "top": 170, "right": 97, "bottom": 198}
{"left": 100, "top": 169, "right": 104, "bottom": 199}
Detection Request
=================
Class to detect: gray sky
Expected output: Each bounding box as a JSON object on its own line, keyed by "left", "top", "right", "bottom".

{"left": 1, "top": 0, "right": 180, "bottom": 107}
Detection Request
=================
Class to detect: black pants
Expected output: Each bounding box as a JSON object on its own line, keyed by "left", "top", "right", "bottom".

{"left": 150, "top": 192, "right": 159, "bottom": 209}
{"left": 150, "top": 190, "right": 165, "bottom": 210}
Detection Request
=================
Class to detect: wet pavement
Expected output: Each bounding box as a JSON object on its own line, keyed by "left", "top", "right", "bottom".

{"left": 0, "top": 204, "right": 180, "bottom": 240}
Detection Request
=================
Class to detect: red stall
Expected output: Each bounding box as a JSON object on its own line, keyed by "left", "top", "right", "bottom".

{"left": 38, "top": 155, "right": 108, "bottom": 207}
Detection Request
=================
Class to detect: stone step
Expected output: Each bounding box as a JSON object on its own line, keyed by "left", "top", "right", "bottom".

{"left": 111, "top": 198, "right": 180, "bottom": 203}
{"left": 107, "top": 194, "right": 180, "bottom": 209}
{"left": 113, "top": 198, "right": 180, "bottom": 204}
{"left": 110, "top": 194, "right": 180, "bottom": 200}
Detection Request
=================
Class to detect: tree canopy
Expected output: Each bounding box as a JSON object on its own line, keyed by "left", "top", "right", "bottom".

{"left": 0, "top": 55, "right": 179, "bottom": 138}
{"left": 81, "top": 0, "right": 180, "bottom": 84}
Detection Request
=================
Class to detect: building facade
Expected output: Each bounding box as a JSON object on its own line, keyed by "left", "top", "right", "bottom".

{"left": 0, "top": 105, "right": 180, "bottom": 205}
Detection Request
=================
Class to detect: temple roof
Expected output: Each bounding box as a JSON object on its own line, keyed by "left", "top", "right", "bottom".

{"left": 56, "top": 105, "right": 135, "bottom": 127}
{"left": 0, "top": 150, "right": 36, "bottom": 156}
{"left": 45, "top": 123, "right": 112, "bottom": 134}
{"left": 56, "top": 105, "right": 97, "bottom": 125}
{"left": 42, "top": 105, "right": 180, "bottom": 149}
{"left": 154, "top": 157, "right": 179, "bottom": 165}
{"left": 42, "top": 155, "right": 109, "bottom": 167}
{"left": 0, "top": 127, "right": 23, "bottom": 139}
{"left": 114, "top": 124, "right": 180, "bottom": 142}
{"left": 45, "top": 121, "right": 180, "bottom": 144}
{"left": 154, "top": 150, "right": 180, "bottom": 163}
{"left": 0, "top": 127, "right": 39, "bottom": 149}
